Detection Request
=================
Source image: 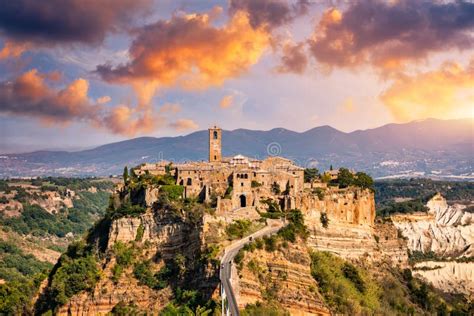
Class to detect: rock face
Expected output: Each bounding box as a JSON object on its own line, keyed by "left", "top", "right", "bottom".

{"left": 236, "top": 244, "right": 330, "bottom": 316}
{"left": 392, "top": 193, "right": 473, "bottom": 258}
{"left": 413, "top": 261, "right": 474, "bottom": 299}
{"left": 54, "top": 187, "right": 209, "bottom": 315}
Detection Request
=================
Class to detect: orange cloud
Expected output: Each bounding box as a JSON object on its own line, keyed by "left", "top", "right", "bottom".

{"left": 96, "top": 96, "right": 111, "bottom": 104}
{"left": 0, "top": 69, "right": 163, "bottom": 136}
{"left": 169, "top": 119, "right": 199, "bottom": 131}
{"left": 219, "top": 95, "right": 234, "bottom": 109}
{"left": 97, "top": 10, "right": 269, "bottom": 105}
{"left": 380, "top": 60, "right": 474, "bottom": 122}
{"left": 0, "top": 41, "right": 30, "bottom": 59}
{"left": 160, "top": 103, "right": 181, "bottom": 114}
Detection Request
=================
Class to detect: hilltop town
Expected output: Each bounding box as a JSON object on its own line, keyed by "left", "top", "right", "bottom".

{"left": 134, "top": 126, "right": 374, "bottom": 227}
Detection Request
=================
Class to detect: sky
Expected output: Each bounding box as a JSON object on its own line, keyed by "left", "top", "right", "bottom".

{"left": 0, "top": 0, "right": 473, "bottom": 153}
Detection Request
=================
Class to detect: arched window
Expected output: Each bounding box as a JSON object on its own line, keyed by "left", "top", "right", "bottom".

{"left": 213, "top": 131, "right": 218, "bottom": 139}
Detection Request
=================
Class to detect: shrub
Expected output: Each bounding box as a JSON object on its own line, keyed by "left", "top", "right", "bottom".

{"left": 160, "top": 185, "right": 183, "bottom": 201}
{"left": 263, "top": 236, "right": 277, "bottom": 252}
{"left": 135, "top": 224, "right": 145, "bottom": 242}
{"left": 110, "top": 202, "right": 146, "bottom": 220}
{"left": 271, "top": 182, "right": 281, "bottom": 194}
{"left": 225, "top": 219, "right": 252, "bottom": 240}
{"left": 320, "top": 212, "right": 329, "bottom": 228}
{"left": 251, "top": 180, "right": 262, "bottom": 188}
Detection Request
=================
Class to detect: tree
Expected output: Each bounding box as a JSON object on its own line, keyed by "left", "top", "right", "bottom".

{"left": 304, "top": 168, "right": 319, "bottom": 183}
{"left": 271, "top": 182, "right": 281, "bottom": 194}
{"left": 123, "top": 166, "right": 129, "bottom": 184}
{"left": 354, "top": 172, "right": 374, "bottom": 189}
{"left": 320, "top": 212, "right": 329, "bottom": 228}
{"left": 337, "top": 168, "right": 354, "bottom": 188}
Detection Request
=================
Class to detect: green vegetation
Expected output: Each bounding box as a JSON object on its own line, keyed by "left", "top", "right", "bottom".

{"left": 0, "top": 240, "right": 52, "bottom": 314}
{"left": 226, "top": 219, "right": 252, "bottom": 239}
{"left": 377, "top": 199, "right": 429, "bottom": 217}
{"left": 241, "top": 301, "right": 289, "bottom": 315}
{"left": 304, "top": 168, "right": 319, "bottom": 183}
{"left": 108, "top": 202, "right": 146, "bottom": 220}
{"left": 133, "top": 260, "right": 169, "bottom": 290}
{"left": 160, "top": 184, "right": 184, "bottom": 200}
{"left": 332, "top": 168, "right": 374, "bottom": 189}
{"left": 0, "top": 240, "right": 52, "bottom": 282}
{"left": 271, "top": 182, "right": 281, "bottom": 194}
{"left": 320, "top": 212, "right": 329, "bottom": 228}
{"left": 278, "top": 209, "right": 308, "bottom": 242}
{"left": 135, "top": 223, "right": 145, "bottom": 242}
{"left": 374, "top": 179, "right": 474, "bottom": 208}
{"left": 310, "top": 251, "right": 472, "bottom": 315}
{"left": 259, "top": 198, "right": 283, "bottom": 219}
{"left": 251, "top": 180, "right": 262, "bottom": 188}
{"left": 37, "top": 241, "right": 100, "bottom": 313}
{"left": 110, "top": 301, "right": 142, "bottom": 315}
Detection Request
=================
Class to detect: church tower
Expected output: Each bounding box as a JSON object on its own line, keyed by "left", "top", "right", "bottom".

{"left": 209, "top": 126, "right": 222, "bottom": 162}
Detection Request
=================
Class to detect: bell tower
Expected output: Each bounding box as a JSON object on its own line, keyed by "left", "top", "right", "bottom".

{"left": 209, "top": 126, "right": 222, "bottom": 162}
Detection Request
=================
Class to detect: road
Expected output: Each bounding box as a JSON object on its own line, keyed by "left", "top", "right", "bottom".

{"left": 220, "top": 219, "right": 285, "bottom": 316}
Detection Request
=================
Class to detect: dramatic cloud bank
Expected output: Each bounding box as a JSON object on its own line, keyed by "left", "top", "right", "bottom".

{"left": 97, "top": 10, "right": 269, "bottom": 92}
{"left": 0, "top": 70, "right": 172, "bottom": 136}
{"left": 229, "top": 0, "right": 309, "bottom": 29}
{"left": 308, "top": 0, "right": 474, "bottom": 72}
{"left": 0, "top": 0, "right": 150, "bottom": 47}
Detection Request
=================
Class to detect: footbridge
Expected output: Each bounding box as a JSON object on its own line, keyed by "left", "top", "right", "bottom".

{"left": 220, "top": 219, "right": 285, "bottom": 316}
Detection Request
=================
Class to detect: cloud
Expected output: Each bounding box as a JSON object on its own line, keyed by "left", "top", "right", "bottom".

{"left": 308, "top": 1, "right": 474, "bottom": 72}
{"left": 0, "top": 41, "right": 30, "bottom": 59}
{"left": 169, "top": 119, "right": 198, "bottom": 131}
{"left": 229, "top": 0, "right": 309, "bottom": 30}
{"left": 0, "top": 69, "right": 98, "bottom": 123}
{"left": 96, "top": 9, "right": 270, "bottom": 101}
{"left": 96, "top": 96, "right": 111, "bottom": 104}
{"left": 0, "top": 69, "right": 161, "bottom": 136}
{"left": 160, "top": 103, "right": 181, "bottom": 114}
{"left": 276, "top": 41, "right": 308, "bottom": 74}
{"left": 0, "top": 0, "right": 151, "bottom": 48}
{"left": 380, "top": 59, "right": 474, "bottom": 122}
{"left": 219, "top": 95, "right": 234, "bottom": 109}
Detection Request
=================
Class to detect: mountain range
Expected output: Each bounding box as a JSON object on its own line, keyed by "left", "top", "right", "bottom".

{"left": 1, "top": 118, "right": 472, "bottom": 178}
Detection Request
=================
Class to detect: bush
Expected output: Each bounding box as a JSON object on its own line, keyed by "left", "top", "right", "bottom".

{"left": 226, "top": 219, "right": 252, "bottom": 240}
{"left": 251, "top": 180, "right": 262, "bottom": 188}
{"left": 320, "top": 212, "right": 329, "bottom": 228}
{"left": 310, "top": 251, "right": 380, "bottom": 314}
{"left": 133, "top": 261, "right": 168, "bottom": 290}
{"left": 48, "top": 253, "right": 100, "bottom": 307}
{"left": 160, "top": 185, "right": 183, "bottom": 200}
{"left": 110, "top": 202, "right": 146, "bottom": 220}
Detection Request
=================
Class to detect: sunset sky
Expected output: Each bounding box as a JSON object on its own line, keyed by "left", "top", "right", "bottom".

{"left": 0, "top": 0, "right": 473, "bottom": 153}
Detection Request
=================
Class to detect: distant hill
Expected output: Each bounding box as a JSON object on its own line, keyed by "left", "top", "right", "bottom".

{"left": 1, "top": 118, "right": 473, "bottom": 178}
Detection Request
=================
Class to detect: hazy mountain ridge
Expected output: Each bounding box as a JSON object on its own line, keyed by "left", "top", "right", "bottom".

{"left": 1, "top": 118, "right": 472, "bottom": 178}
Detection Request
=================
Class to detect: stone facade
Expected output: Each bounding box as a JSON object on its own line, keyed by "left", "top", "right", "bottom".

{"left": 136, "top": 126, "right": 374, "bottom": 227}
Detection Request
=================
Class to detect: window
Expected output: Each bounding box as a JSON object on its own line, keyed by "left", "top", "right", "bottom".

{"left": 241, "top": 182, "right": 244, "bottom": 186}
{"left": 213, "top": 131, "right": 218, "bottom": 139}
{"left": 214, "top": 155, "right": 217, "bottom": 160}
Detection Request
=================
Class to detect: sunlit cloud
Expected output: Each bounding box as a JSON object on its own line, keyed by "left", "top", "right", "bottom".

{"left": 219, "top": 95, "right": 234, "bottom": 109}
{"left": 0, "top": 69, "right": 163, "bottom": 136}
{"left": 96, "top": 9, "right": 270, "bottom": 106}
{"left": 169, "top": 118, "right": 199, "bottom": 131}
{"left": 380, "top": 59, "right": 474, "bottom": 122}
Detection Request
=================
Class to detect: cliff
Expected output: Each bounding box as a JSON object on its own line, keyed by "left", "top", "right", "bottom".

{"left": 392, "top": 193, "right": 473, "bottom": 258}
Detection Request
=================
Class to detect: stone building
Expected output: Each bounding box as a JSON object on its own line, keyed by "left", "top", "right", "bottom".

{"left": 137, "top": 126, "right": 374, "bottom": 227}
